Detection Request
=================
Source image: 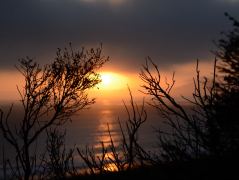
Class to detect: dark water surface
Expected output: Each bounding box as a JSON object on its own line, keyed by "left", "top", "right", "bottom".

{"left": 0, "top": 102, "right": 163, "bottom": 171}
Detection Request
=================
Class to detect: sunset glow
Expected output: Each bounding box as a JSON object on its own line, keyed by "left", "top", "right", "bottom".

{"left": 101, "top": 73, "right": 112, "bottom": 86}
{"left": 98, "top": 72, "right": 128, "bottom": 90}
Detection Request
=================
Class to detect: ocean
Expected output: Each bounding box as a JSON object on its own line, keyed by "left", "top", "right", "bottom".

{"left": 0, "top": 101, "right": 163, "bottom": 172}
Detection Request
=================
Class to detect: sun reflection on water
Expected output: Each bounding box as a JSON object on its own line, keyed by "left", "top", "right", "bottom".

{"left": 91, "top": 108, "right": 122, "bottom": 172}
{"left": 94, "top": 109, "right": 120, "bottom": 148}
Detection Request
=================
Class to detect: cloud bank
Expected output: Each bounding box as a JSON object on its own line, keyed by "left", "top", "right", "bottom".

{"left": 1, "top": 0, "right": 239, "bottom": 71}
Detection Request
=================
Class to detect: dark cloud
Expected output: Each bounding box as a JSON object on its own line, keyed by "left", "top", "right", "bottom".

{"left": 1, "top": 0, "right": 239, "bottom": 71}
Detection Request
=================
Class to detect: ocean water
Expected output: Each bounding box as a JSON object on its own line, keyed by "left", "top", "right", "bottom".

{"left": 65, "top": 103, "right": 162, "bottom": 150}
{"left": 0, "top": 102, "right": 163, "bottom": 170}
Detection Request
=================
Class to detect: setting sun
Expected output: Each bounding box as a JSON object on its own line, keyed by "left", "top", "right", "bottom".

{"left": 101, "top": 74, "right": 112, "bottom": 86}
{"left": 98, "top": 72, "right": 128, "bottom": 90}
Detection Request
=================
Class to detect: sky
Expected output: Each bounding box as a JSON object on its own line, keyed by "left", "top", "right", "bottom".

{"left": 0, "top": 0, "right": 239, "bottom": 102}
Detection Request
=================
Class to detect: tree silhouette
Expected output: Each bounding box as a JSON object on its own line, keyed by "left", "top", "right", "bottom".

{"left": 0, "top": 44, "right": 108, "bottom": 179}
{"left": 215, "top": 13, "right": 239, "bottom": 91}
{"left": 140, "top": 58, "right": 215, "bottom": 161}
{"left": 213, "top": 13, "right": 239, "bottom": 156}
{"left": 140, "top": 14, "right": 239, "bottom": 162}
{"left": 41, "top": 128, "right": 77, "bottom": 179}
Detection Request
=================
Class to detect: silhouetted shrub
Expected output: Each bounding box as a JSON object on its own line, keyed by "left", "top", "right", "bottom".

{"left": 140, "top": 14, "right": 239, "bottom": 162}
{"left": 40, "top": 128, "right": 77, "bottom": 179}
{"left": 0, "top": 44, "right": 108, "bottom": 179}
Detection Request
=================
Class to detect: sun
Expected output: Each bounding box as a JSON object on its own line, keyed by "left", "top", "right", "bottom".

{"left": 98, "top": 72, "right": 128, "bottom": 90}
{"left": 101, "top": 74, "right": 112, "bottom": 86}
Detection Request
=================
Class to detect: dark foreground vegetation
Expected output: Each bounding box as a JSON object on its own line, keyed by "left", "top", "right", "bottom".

{"left": 70, "top": 157, "right": 238, "bottom": 180}
{"left": 0, "top": 13, "right": 239, "bottom": 179}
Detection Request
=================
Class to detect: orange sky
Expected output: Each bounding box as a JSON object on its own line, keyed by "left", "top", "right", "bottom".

{"left": 0, "top": 60, "right": 215, "bottom": 105}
